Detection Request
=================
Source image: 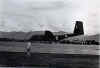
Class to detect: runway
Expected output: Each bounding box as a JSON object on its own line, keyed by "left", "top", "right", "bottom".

{"left": 0, "top": 41, "right": 99, "bottom": 55}
{"left": 0, "top": 51, "right": 99, "bottom": 67}
{"left": 0, "top": 41, "right": 99, "bottom": 67}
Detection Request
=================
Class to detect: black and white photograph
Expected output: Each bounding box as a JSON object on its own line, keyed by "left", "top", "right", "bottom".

{"left": 0, "top": 0, "right": 100, "bottom": 68}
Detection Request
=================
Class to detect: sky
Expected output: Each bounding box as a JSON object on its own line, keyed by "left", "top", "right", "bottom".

{"left": 0, "top": 0, "right": 100, "bottom": 35}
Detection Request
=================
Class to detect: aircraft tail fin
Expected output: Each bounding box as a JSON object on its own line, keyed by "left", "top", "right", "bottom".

{"left": 73, "top": 21, "right": 84, "bottom": 35}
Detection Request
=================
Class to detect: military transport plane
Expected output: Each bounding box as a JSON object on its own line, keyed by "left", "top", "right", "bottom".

{"left": 28, "top": 21, "right": 84, "bottom": 42}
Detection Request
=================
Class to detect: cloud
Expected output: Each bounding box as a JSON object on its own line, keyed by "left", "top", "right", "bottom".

{"left": 85, "top": 0, "right": 100, "bottom": 35}
{"left": 30, "top": 1, "right": 66, "bottom": 10}
{"left": 0, "top": 0, "right": 99, "bottom": 35}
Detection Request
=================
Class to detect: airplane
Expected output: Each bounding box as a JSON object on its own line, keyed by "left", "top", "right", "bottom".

{"left": 28, "top": 21, "right": 84, "bottom": 42}
{"left": 27, "top": 21, "right": 99, "bottom": 45}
